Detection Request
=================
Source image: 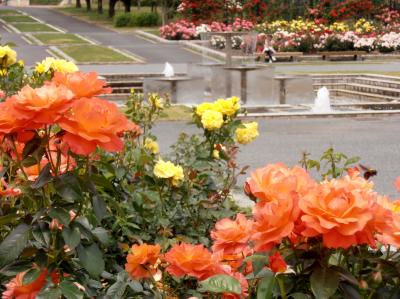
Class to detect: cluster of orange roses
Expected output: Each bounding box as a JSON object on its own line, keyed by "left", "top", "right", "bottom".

{"left": 125, "top": 163, "right": 400, "bottom": 298}
{"left": 0, "top": 71, "right": 140, "bottom": 180}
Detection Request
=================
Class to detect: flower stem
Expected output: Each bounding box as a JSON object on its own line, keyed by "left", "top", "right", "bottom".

{"left": 277, "top": 276, "right": 287, "bottom": 299}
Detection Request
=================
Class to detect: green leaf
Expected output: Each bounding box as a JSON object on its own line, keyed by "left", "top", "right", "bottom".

{"left": 62, "top": 227, "right": 81, "bottom": 250}
{"left": 106, "top": 280, "right": 127, "bottom": 298}
{"left": 32, "top": 224, "right": 51, "bottom": 248}
{"left": 92, "top": 227, "right": 110, "bottom": 245}
{"left": 92, "top": 195, "right": 107, "bottom": 221}
{"left": 49, "top": 207, "right": 71, "bottom": 227}
{"left": 55, "top": 174, "right": 82, "bottom": 203}
{"left": 128, "top": 279, "right": 143, "bottom": 292}
{"left": 310, "top": 267, "right": 340, "bottom": 299}
{"left": 257, "top": 271, "right": 276, "bottom": 299}
{"left": 200, "top": 274, "right": 241, "bottom": 295}
{"left": 60, "top": 281, "right": 83, "bottom": 299}
{"left": 339, "top": 282, "right": 361, "bottom": 299}
{"left": 0, "top": 224, "right": 30, "bottom": 267}
{"left": 0, "top": 213, "right": 18, "bottom": 226}
{"left": 344, "top": 156, "right": 361, "bottom": 167}
{"left": 77, "top": 244, "right": 104, "bottom": 278}
{"left": 31, "top": 163, "right": 52, "bottom": 189}
{"left": 37, "top": 287, "right": 62, "bottom": 299}
{"left": 23, "top": 268, "right": 41, "bottom": 285}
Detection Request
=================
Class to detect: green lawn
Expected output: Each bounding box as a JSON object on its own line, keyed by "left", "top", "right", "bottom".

{"left": 0, "top": 10, "right": 22, "bottom": 15}
{"left": 32, "top": 33, "right": 89, "bottom": 45}
{"left": 58, "top": 45, "right": 135, "bottom": 63}
{"left": 30, "top": 0, "right": 62, "bottom": 4}
{"left": 1, "top": 15, "right": 38, "bottom": 23}
{"left": 12, "top": 23, "right": 58, "bottom": 32}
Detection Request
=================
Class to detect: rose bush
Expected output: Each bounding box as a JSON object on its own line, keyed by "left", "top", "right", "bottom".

{"left": 0, "top": 50, "right": 260, "bottom": 298}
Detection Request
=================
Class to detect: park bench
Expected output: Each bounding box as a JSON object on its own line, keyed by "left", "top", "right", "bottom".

{"left": 255, "top": 52, "right": 303, "bottom": 62}
{"left": 319, "top": 51, "right": 367, "bottom": 61}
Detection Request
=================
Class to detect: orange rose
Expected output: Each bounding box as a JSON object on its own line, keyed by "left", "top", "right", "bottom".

{"left": 299, "top": 176, "right": 375, "bottom": 249}
{"left": 2, "top": 269, "right": 59, "bottom": 299}
{"left": 52, "top": 71, "right": 111, "bottom": 98}
{"left": 211, "top": 213, "right": 253, "bottom": 255}
{"left": 251, "top": 196, "right": 300, "bottom": 252}
{"left": 0, "top": 178, "right": 21, "bottom": 197}
{"left": 269, "top": 252, "right": 287, "bottom": 273}
{"left": 245, "top": 163, "right": 315, "bottom": 204}
{"left": 165, "top": 243, "right": 223, "bottom": 280}
{"left": 59, "top": 97, "right": 140, "bottom": 155}
{"left": 220, "top": 246, "right": 253, "bottom": 273}
{"left": 377, "top": 213, "right": 400, "bottom": 247}
{"left": 125, "top": 243, "right": 161, "bottom": 280}
{"left": 11, "top": 83, "right": 75, "bottom": 126}
{"left": 0, "top": 99, "right": 32, "bottom": 134}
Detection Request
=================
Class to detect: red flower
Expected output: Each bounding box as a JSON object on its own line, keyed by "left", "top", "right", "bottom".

{"left": 269, "top": 252, "right": 287, "bottom": 273}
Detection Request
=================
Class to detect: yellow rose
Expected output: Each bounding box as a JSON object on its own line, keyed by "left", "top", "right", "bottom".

{"left": 0, "top": 46, "right": 17, "bottom": 66}
{"left": 17, "top": 59, "right": 24, "bottom": 66}
{"left": 201, "top": 110, "right": 223, "bottom": 131}
{"left": 214, "top": 96, "right": 240, "bottom": 117}
{"left": 212, "top": 149, "right": 220, "bottom": 159}
{"left": 52, "top": 59, "right": 78, "bottom": 73}
{"left": 144, "top": 138, "right": 159, "bottom": 154}
{"left": 153, "top": 159, "right": 184, "bottom": 186}
{"left": 148, "top": 93, "right": 164, "bottom": 109}
{"left": 0, "top": 69, "right": 7, "bottom": 76}
{"left": 235, "top": 122, "right": 259, "bottom": 144}
{"left": 195, "top": 102, "right": 215, "bottom": 116}
{"left": 35, "top": 63, "right": 46, "bottom": 74}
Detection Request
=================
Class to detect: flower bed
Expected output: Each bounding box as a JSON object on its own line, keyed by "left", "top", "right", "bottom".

{"left": 160, "top": 9, "right": 400, "bottom": 54}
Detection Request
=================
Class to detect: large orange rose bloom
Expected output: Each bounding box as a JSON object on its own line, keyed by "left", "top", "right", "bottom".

{"left": 59, "top": 97, "right": 140, "bottom": 155}
{"left": 0, "top": 99, "right": 32, "bottom": 134}
{"left": 211, "top": 213, "right": 253, "bottom": 255}
{"left": 299, "top": 176, "right": 375, "bottom": 249}
{"left": 245, "top": 163, "right": 315, "bottom": 204}
{"left": 11, "top": 83, "right": 74, "bottom": 126}
{"left": 2, "top": 269, "right": 59, "bottom": 299}
{"left": 165, "top": 243, "right": 223, "bottom": 280}
{"left": 125, "top": 243, "right": 161, "bottom": 280}
{"left": 52, "top": 71, "right": 111, "bottom": 98}
{"left": 251, "top": 196, "right": 300, "bottom": 252}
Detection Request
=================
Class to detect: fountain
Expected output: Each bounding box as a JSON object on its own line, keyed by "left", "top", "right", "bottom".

{"left": 312, "top": 87, "right": 332, "bottom": 113}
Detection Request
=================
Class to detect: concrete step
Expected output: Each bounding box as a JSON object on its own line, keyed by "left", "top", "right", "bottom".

{"left": 353, "top": 77, "right": 400, "bottom": 89}
{"left": 313, "top": 83, "right": 347, "bottom": 89}
{"left": 329, "top": 89, "right": 399, "bottom": 102}
{"left": 362, "top": 74, "right": 400, "bottom": 82}
{"left": 346, "top": 83, "right": 400, "bottom": 98}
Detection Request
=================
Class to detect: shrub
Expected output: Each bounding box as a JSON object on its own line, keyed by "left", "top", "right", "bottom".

{"left": 114, "top": 11, "right": 160, "bottom": 28}
{"left": 135, "top": 11, "right": 160, "bottom": 26}
{"left": 114, "top": 12, "right": 132, "bottom": 27}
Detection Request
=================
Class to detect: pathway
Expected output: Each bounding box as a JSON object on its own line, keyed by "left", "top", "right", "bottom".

{"left": 153, "top": 115, "right": 400, "bottom": 198}
{"left": 1, "top": 6, "right": 203, "bottom": 65}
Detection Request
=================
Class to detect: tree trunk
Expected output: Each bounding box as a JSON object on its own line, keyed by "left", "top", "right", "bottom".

{"left": 123, "top": 0, "right": 131, "bottom": 12}
{"left": 109, "top": 0, "right": 117, "bottom": 18}
{"left": 76, "top": 0, "right": 81, "bottom": 8}
{"left": 85, "top": 0, "right": 91, "bottom": 11}
{"left": 98, "top": 0, "right": 103, "bottom": 13}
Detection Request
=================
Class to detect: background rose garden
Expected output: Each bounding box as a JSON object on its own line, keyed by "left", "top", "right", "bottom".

{"left": 159, "top": 3, "right": 400, "bottom": 54}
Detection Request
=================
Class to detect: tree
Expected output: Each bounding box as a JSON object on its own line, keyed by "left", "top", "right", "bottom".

{"left": 98, "top": 0, "right": 103, "bottom": 14}
{"left": 109, "top": 0, "right": 117, "bottom": 17}
{"left": 123, "top": 0, "right": 131, "bottom": 12}
{"left": 85, "top": 0, "right": 91, "bottom": 11}
{"left": 76, "top": 0, "right": 82, "bottom": 8}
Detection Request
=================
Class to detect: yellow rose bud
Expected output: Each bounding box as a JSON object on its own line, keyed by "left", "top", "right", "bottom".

{"left": 144, "top": 138, "right": 159, "bottom": 155}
